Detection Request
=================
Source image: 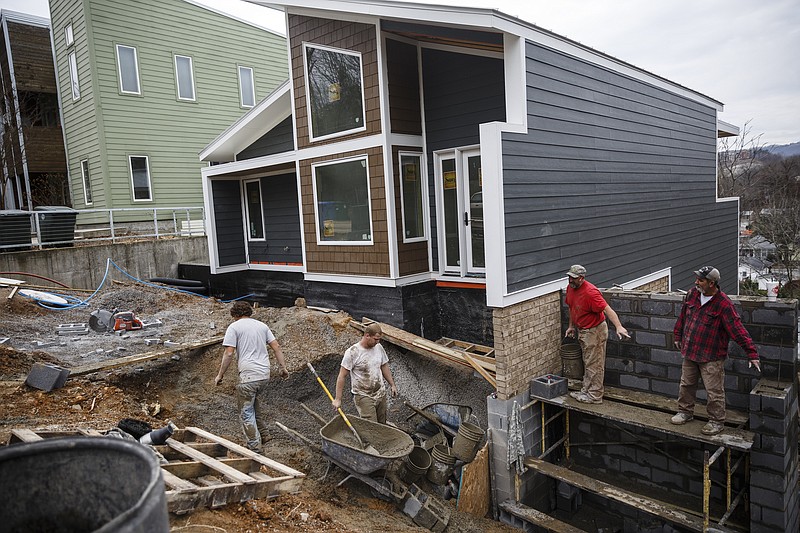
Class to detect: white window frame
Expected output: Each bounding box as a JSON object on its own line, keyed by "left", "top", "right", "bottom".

{"left": 311, "top": 155, "right": 373, "bottom": 246}
{"left": 64, "top": 24, "right": 74, "bottom": 47}
{"left": 68, "top": 51, "right": 80, "bottom": 100}
{"left": 238, "top": 65, "right": 255, "bottom": 108}
{"left": 398, "top": 151, "right": 427, "bottom": 243}
{"left": 243, "top": 179, "right": 265, "bottom": 241}
{"left": 80, "top": 159, "right": 92, "bottom": 205}
{"left": 302, "top": 42, "right": 367, "bottom": 143}
{"left": 174, "top": 54, "right": 196, "bottom": 101}
{"left": 128, "top": 155, "right": 152, "bottom": 202}
{"left": 116, "top": 44, "right": 141, "bottom": 95}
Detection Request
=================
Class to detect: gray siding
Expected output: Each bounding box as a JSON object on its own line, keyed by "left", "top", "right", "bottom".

{"left": 421, "top": 49, "right": 505, "bottom": 269}
{"left": 211, "top": 180, "right": 246, "bottom": 266}
{"left": 247, "top": 173, "right": 302, "bottom": 264}
{"left": 502, "top": 42, "right": 737, "bottom": 293}
{"left": 237, "top": 116, "right": 295, "bottom": 160}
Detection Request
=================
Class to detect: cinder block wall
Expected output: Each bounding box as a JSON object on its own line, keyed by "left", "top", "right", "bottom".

{"left": 493, "top": 292, "right": 561, "bottom": 400}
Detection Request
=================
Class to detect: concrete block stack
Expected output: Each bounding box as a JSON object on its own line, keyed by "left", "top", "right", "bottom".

{"left": 749, "top": 380, "right": 799, "bottom": 532}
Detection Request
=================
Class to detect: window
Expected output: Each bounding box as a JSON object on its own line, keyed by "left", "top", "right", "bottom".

{"left": 303, "top": 44, "right": 365, "bottom": 141}
{"left": 116, "top": 44, "right": 141, "bottom": 95}
{"left": 68, "top": 52, "right": 80, "bottom": 100}
{"left": 312, "top": 157, "right": 372, "bottom": 244}
{"left": 19, "top": 91, "right": 60, "bottom": 127}
{"left": 174, "top": 55, "right": 195, "bottom": 101}
{"left": 238, "top": 66, "right": 255, "bottom": 108}
{"left": 399, "top": 153, "right": 425, "bottom": 241}
{"left": 244, "top": 180, "right": 264, "bottom": 240}
{"left": 128, "top": 155, "right": 152, "bottom": 201}
{"left": 65, "top": 24, "right": 74, "bottom": 47}
{"left": 80, "top": 159, "right": 92, "bottom": 205}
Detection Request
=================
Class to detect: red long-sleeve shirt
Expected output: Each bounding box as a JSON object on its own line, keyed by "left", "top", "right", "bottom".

{"left": 673, "top": 288, "right": 759, "bottom": 363}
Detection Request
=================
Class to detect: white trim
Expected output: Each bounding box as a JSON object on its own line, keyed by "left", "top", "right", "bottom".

{"left": 179, "top": 0, "right": 286, "bottom": 36}
{"left": 294, "top": 161, "right": 307, "bottom": 273}
{"left": 377, "top": 30, "right": 399, "bottom": 278}
{"left": 396, "top": 271, "right": 436, "bottom": 286}
{"left": 80, "top": 159, "right": 92, "bottom": 205}
{"left": 717, "top": 119, "right": 739, "bottom": 137}
{"left": 397, "top": 151, "right": 426, "bottom": 243}
{"left": 615, "top": 267, "right": 672, "bottom": 291}
{"left": 68, "top": 51, "right": 80, "bottom": 100}
{"left": 202, "top": 174, "right": 221, "bottom": 273}
{"left": 213, "top": 264, "right": 245, "bottom": 275}
{"left": 388, "top": 133, "right": 423, "bottom": 148}
{"left": 128, "top": 155, "right": 153, "bottom": 202}
{"left": 64, "top": 23, "right": 74, "bottom": 47}
{"left": 243, "top": 178, "right": 266, "bottom": 241}
{"left": 311, "top": 155, "right": 374, "bottom": 246}
{"left": 248, "top": 263, "right": 304, "bottom": 273}
{"left": 504, "top": 33, "right": 527, "bottom": 132}
{"left": 302, "top": 42, "right": 368, "bottom": 142}
{"left": 174, "top": 54, "right": 196, "bottom": 102}
{"left": 238, "top": 65, "right": 256, "bottom": 108}
{"left": 116, "top": 44, "right": 141, "bottom": 95}
{"left": 0, "top": 10, "right": 50, "bottom": 28}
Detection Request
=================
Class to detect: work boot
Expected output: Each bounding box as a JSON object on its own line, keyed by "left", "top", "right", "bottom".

{"left": 574, "top": 392, "right": 602, "bottom": 404}
{"left": 569, "top": 391, "right": 584, "bottom": 400}
{"left": 701, "top": 421, "right": 724, "bottom": 435}
{"left": 670, "top": 412, "right": 693, "bottom": 425}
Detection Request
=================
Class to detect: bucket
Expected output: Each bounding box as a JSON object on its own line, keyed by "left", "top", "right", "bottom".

{"left": 561, "top": 341, "right": 583, "bottom": 379}
{"left": 426, "top": 444, "right": 456, "bottom": 485}
{"left": 400, "top": 445, "right": 432, "bottom": 484}
{"left": 452, "top": 422, "right": 484, "bottom": 462}
{"left": 0, "top": 436, "right": 169, "bottom": 532}
{"left": 765, "top": 281, "right": 779, "bottom": 301}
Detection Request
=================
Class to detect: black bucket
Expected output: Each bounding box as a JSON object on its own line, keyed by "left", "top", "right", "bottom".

{"left": 561, "top": 340, "right": 583, "bottom": 379}
{"left": 0, "top": 436, "right": 169, "bottom": 532}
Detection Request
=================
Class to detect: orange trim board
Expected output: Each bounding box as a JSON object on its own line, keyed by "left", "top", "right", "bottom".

{"left": 436, "top": 281, "right": 486, "bottom": 289}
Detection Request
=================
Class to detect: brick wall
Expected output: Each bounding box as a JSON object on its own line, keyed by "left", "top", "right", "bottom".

{"left": 493, "top": 291, "right": 561, "bottom": 400}
{"left": 633, "top": 276, "right": 669, "bottom": 292}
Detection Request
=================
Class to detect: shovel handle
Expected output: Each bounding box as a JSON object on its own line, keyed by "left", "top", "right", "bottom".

{"left": 307, "top": 363, "right": 366, "bottom": 449}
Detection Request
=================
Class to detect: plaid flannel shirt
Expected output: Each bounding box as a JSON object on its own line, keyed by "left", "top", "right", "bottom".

{"left": 673, "top": 288, "right": 758, "bottom": 363}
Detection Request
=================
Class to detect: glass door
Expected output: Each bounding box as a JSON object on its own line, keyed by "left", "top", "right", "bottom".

{"left": 464, "top": 151, "right": 484, "bottom": 271}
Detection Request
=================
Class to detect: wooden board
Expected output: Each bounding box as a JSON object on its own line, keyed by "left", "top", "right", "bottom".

{"left": 500, "top": 499, "right": 586, "bottom": 533}
{"left": 69, "top": 336, "right": 224, "bottom": 376}
{"left": 457, "top": 442, "right": 490, "bottom": 517}
{"left": 6, "top": 425, "right": 305, "bottom": 515}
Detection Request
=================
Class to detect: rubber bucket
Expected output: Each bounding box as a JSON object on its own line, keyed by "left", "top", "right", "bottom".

{"left": 400, "top": 445, "right": 432, "bottom": 484}
{"left": 0, "top": 436, "right": 169, "bottom": 532}
{"left": 426, "top": 444, "right": 456, "bottom": 485}
{"left": 561, "top": 341, "right": 583, "bottom": 379}
{"left": 452, "top": 422, "right": 484, "bottom": 462}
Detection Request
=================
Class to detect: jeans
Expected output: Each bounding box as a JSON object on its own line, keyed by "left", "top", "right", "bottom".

{"left": 677, "top": 358, "right": 726, "bottom": 422}
{"left": 236, "top": 378, "right": 270, "bottom": 450}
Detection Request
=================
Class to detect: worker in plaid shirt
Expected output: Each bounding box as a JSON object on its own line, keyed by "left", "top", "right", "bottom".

{"left": 671, "top": 266, "right": 761, "bottom": 435}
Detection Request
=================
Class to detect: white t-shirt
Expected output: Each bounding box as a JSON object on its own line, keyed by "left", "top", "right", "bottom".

{"left": 222, "top": 317, "right": 276, "bottom": 383}
{"left": 341, "top": 342, "right": 388, "bottom": 399}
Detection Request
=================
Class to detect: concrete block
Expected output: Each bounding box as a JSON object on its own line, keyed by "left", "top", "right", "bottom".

{"left": 163, "top": 341, "right": 180, "bottom": 347}
{"left": 141, "top": 319, "right": 163, "bottom": 328}
{"left": 750, "top": 412, "right": 790, "bottom": 437}
{"left": 649, "top": 316, "right": 676, "bottom": 332}
{"left": 620, "top": 314, "right": 648, "bottom": 329}
{"left": 750, "top": 468, "right": 792, "bottom": 492}
{"left": 633, "top": 361, "right": 668, "bottom": 378}
{"left": 751, "top": 308, "right": 797, "bottom": 326}
{"left": 34, "top": 340, "right": 58, "bottom": 348}
{"left": 619, "top": 374, "right": 649, "bottom": 390}
{"left": 25, "top": 363, "right": 70, "bottom": 392}
{"left": 751, "top": 484, "right": 796, "bottom": 512}
{"left": 529, "top": 374, "right": 567, "bottom": 399}
{"left": 57, "top": 325, "right": 89, "bottom": 336}
{"left": 750, "top": 449, "right": 794, "bottom": 475}
{"left": 632, "top": 331, "right": 666, "bottom": 347}
{"left": 650, "top": 348, "right": 678, "bottom": 364}
{"left": 760, "top": 433, "right": 791, "bottom": 455}
{"left": 144, "top": 338, "right": 162, "bottom": 346}
{"left": 641, "top": 300, "right": 674, "bottom": 316}
{"left": 761, "top": 507, "right": 794, "bottom": 530}
{"left": 759, "top": 392, "right": 790, "bottom": 417}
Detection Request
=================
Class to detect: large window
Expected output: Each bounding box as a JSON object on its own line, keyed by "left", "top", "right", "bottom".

{"left": 399, "top": 153, "right": 425, "bottom": 241}
{"left": 68, "top": 52, "right": 80, "bottom": 100}
{"left": 244, "top": 180, "right": 264, "bottom": 240}
{"left": 116, "top": 44, "right": 141, "bottom": 95}
{"left": 303, "top": 44, "right": 365, "bottom": 141}
{"left": 128, "top": 155, "right": 152, "bottom": 201}
{"left": 238, "top": 66, "right": 255, "bottom": 108}
{"left": 174, "top": 55, "right": 195, "bottom": 101}
{"left": 81, "top": 159, "right": 92, "bottom": 205}
{"left": 312, "top": 157, "right": 372, "bottom": 244}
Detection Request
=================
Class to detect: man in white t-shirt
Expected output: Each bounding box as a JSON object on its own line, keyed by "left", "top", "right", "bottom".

{"left": 215, "top": 301, "right": 288, "bottom": 452}
{"left": 332, "top": 323, "right": 398, "bottom": 424}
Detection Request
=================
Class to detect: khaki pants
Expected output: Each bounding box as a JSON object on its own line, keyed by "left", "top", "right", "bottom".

{"left": 578, "top": 321, "right": 608, "bottom": 401}
{"left": 677, "top": 358, "right": 726, "bottom": 422}
{"left": 353, "top": 391, "right": 388, "bottom": 424}
{"left": 236, "top": 379, "right": 270, "bottom": 450}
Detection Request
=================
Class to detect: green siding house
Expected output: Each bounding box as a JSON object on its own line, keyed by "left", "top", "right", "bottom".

{"left": 48, "top": 0, "right": 287, "bottom": 212}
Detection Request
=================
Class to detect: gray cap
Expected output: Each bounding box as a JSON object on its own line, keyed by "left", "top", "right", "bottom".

{"left": 566, "top": 265, "right": 587, "bottom": 278}
{"left": 694, "top": 266, "right": 720, "bottom": 282}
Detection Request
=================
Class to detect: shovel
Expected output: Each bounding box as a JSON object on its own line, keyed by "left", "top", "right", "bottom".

{"left": 307, "top": 362, "right": 376, "bottom": 453}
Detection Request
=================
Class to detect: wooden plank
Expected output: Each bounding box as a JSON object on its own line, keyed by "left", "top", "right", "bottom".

{"left": 167, "top": 476, "right": 304, "bottom": 514}
{"left": 533, "top": 392, "right": 754, "bottom": 452}
{"left": 161, "top": 458, "right": 261, "bottom": 479}
{"left": 165, "top": 437, "right": 255, "bottom": 484}
{"left": 161, "top": 469, "right": 199, "bottom": 491}
{"left": 185, "top": 426, "right": 305, "bottom": 478}
{"left": 463, "top": 353, "right": 497, "bottom": 388}
{"left": 153, "top": 442, "right": 227, "bottom": 460}
{"left": 441, "top": 337, "right": 495, "bottom": 357}
{"left": 500, "top": 499, "right": 586, "bottom": 533}
{"left": 70, "top": 336, "right": 224, "bottom": 376}
{"left": 9, "top": 429, "right": 44, "bottom": 443}
{"left": 457, "top": 442, "right": 490, "bottom": 517}
{"left": 523, "top": 457, "right": 737, "bottom": 533}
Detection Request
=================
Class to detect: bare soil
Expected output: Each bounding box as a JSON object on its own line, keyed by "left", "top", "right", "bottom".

{"left": 0, "top": 280, "right": 515, "bottom": 533}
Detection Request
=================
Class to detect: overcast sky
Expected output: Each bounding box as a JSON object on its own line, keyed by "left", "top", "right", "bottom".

{"left": 4, "top": 0, "right": 798, "bottom": 146}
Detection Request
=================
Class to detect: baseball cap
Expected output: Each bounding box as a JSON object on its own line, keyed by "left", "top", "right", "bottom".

{"left": 566, "top": 265, "right": 587, "bottom": 278}
{"left": 694, "top": 266, "right": 720, "bottom": 282}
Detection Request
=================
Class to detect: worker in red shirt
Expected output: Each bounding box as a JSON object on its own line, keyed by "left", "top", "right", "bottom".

{"left": 565, "top": 265, "right": 630, "bottom": 404}
{"left": 671, "top": 266, "right": 761, "bottom": 435}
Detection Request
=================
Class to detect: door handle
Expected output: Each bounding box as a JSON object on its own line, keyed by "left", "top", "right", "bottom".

{"left": 464, "top": 211, "right": 469, "bottom": 226}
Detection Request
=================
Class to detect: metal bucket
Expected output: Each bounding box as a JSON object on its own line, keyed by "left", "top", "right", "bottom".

{"left": 0, "top": 436, "right": 169, "bottom": 532}
{"left": 561, "top": 341, "right": 583, "bottom": 379}
{"left": 400, "top": 445, "right": 432, "bottom": 484}
{"left": 426, "top": 444, "right": 456, "bottom": 485}
{"left": 451, "top": 422, "right": 484, "bottom": 462}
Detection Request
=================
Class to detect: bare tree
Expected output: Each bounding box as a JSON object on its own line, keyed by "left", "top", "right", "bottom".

{"left": 717, "top": 121, "right": 775, "bottom": 210}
